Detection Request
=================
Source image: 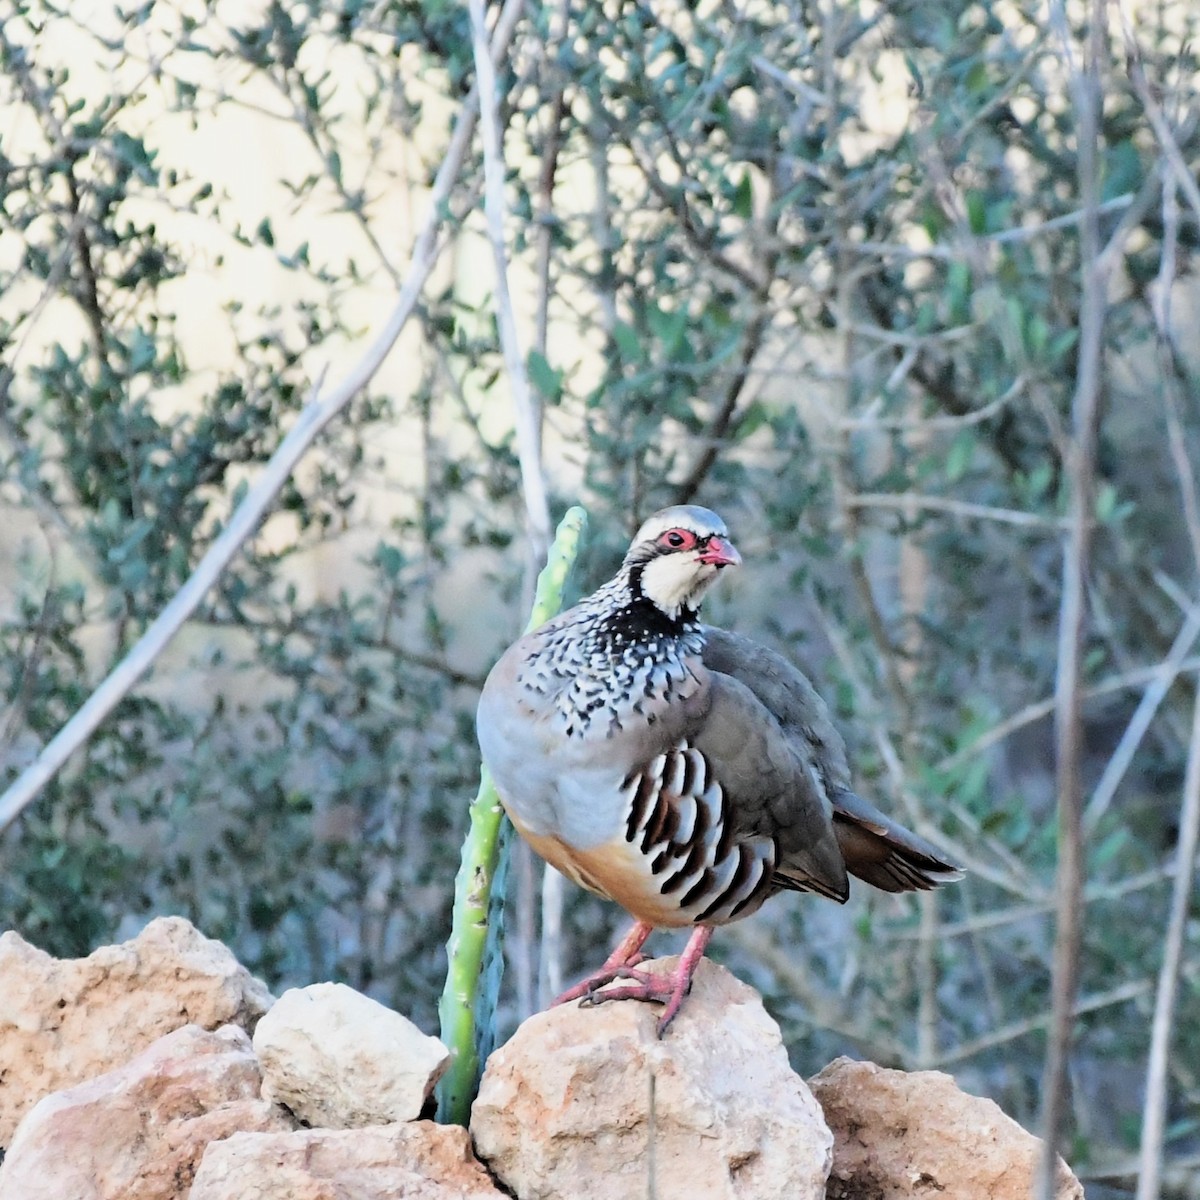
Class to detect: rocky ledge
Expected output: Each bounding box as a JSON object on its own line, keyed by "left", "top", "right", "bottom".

{"left": 0, "top": 918, "right": 1082, "bottom": 1199}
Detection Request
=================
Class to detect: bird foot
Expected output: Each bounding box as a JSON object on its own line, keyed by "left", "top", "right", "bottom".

{"left": 551, "top": 962, "right": 650, "bottom": 1008}
{"left": 551, "top": 920, "right": 656, "bottom": 1008}
{"left": 578, "top": 967, "right": 693, "bottom": 1037}
{"left": 552, "top": 924, "right": 712, "bottom": 1036}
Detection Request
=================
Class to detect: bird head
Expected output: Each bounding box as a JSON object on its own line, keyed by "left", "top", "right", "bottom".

{"left": 623, "top": 505, "right": 742, "bottom": 619}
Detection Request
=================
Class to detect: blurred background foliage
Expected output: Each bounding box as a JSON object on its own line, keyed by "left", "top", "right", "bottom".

{"left": 1, "top": 0, "right": 1199, "bottom": 1191}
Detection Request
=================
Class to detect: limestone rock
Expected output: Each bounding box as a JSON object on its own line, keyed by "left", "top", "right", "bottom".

{"left": 0, "top": 1023, "right": 294, "bottom": 1200}
{"left": 471, "top": 956, "right": 832, "bottom": 1200}
{"left": 0, "top": 916, "right": 273, "bottom": 1147}
{"left": 253, "top": 981, "right": 449, "bottom": 1128}
{"left": 190, "top": 1121, "right": 505, "bottom": 1200}
{"left": 810, "top": 1057, "right": 1084, "bottom": 1200}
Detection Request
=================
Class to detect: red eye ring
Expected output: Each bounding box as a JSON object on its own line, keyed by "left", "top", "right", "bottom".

{"left": 658, "top": 528, "right": 697, "bottom": 551}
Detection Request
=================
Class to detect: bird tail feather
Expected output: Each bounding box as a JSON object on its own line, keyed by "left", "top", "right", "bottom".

{"left": 830, "top": 789, "right": 964, "bottom": 894}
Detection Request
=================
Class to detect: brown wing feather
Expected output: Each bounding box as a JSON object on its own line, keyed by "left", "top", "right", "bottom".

{"left": 830, "top": 788, "right": 964, "bottom": 892}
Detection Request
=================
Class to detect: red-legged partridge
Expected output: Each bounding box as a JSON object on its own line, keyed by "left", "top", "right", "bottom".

{"left": 477, "top": 505, "right": 962, "bottom": 1034}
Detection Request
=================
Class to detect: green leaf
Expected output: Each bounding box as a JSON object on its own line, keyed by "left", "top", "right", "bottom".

{"left": 965, "top": 190, "right": 986, "bottom": 235}
{"left": 945, "top": 431, "right": 974, "bottom": 482}
{"left": 946, "top": 261, "right": 972, "bottom": 322}
{"left": 1049, "top": 329, "right": 1079, "bottom": 363}
{"left": 1027, "top": 314, "right": 1050, "bottom": 358}
{"left": 1095, "top": 482, "right": 1119, "bottom": 523}
{"left": 527, "top": 350, "right": 563, "bottom": 403}
{"left": 375, "top": 543, "right": 404, "bottom": 578}
{"left": 648, "top": 305, "right": 687, "bottom": 357}
{"left": 612, "top": 319, "right": 642, "bottom": 364}
{"left": 732, "top": 171, "right": 753, "bottom": 219}
{"left": 1092, "top": 827, "right": 1128, "bottom": 868}
{"left": 128, "top": 327, "right": 156, "bottom": 373}
{"left": 1027, "top": 461, "right": 1054, "bottom": 500}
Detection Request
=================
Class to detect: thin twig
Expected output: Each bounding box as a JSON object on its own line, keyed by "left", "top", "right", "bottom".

{"left": 841, "top": 320, "right": 977, "bottom": 348}
{"left": 1138, "top": 688, "right": 1200, "bottom": 1200}
{"left": 1038, "top": 2, "right": 1108, "bottom": 1192}
{"left": 1084, "top": 594, "right": 1200, "bottom": 831}
{"left": 988, "top": 193, "right": 1134, "bottom": 245}
{"left": 934, "top": 978, "right": 1151, "bottom": 1069}
{"left": 891, "top": 865, "right": 1174, "bottom": 941}
{"left": 1136, "top": 154, "right": 1200, "bottom": 1200}
{"left": 469, "top": 0, "right": 550, "bottom": 563}
{"left": 622, "top": 135, "right": 764, "bottom": 294}
{"left": 828, "top": 244, "right": 913, "bottom": 725}
{"left": 837, "top": 374, "right": 1028, "bottom": 433}
{"left": 938, "top": 656, "right": 1200, "bottom": 774}
{"left": 1118, "top": 8, "right": 1200, "bottom": 231}
{"left": 726, "top": 922, "right": 914, "bottom": 1066}
{"left": 811, "top": 594, "right": 1037, "bottom": 898}
{"left": 832, "top": 194, "right": 1135, "bottom": 262}
{"left": 749, "top": 53, "right": 832, "bottom": 107}
{"left": 846, "top": 493, "right": 1067, "bottom": 531}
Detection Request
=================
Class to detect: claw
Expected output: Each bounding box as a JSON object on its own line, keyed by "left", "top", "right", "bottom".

{"left": 554, "top": 924, "right": 715, "bottom": 1036}
{"left": 575, "top": 966, "right": 655, "bottom": 1007}
{"left": 583, "top": 967, "right": 689, "bottom": 1036}
{"left": 552, "top": 920, "right": 655, "bottom": 1008}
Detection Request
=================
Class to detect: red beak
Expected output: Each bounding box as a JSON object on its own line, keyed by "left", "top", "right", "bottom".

{"left": 698, "top": 536, "right": 742, "bottom": 568}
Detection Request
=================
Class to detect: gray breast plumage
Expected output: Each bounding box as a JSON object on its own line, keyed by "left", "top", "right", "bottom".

{"left": 477, "top": 582, "right": 709, "bottom": 849}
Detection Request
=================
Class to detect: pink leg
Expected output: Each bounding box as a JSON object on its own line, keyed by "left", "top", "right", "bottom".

{"left": 579, "top": 925, "right": 714, "bottom": 1037}
{"left": 552, "top": 920, "right": 655, "bottom": 1008}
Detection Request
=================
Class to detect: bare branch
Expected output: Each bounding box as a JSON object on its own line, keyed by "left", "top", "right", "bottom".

{"left": 673, "top": 304, "right": 779, "bottom": 506}
{"left": 837, "top": 374, "right": 1027, "bottom": 433}
{"left": 469, "top": 0, "right": 566, "bottom": 1007}
{"left": 1038, "top": 2, "right": 1109, "bottom": 1191}
{"left": 1118, "top": 8, "right": 1200, "bottom": 232}
{"left": 532, "top": 0, "right": 570, "bottom": 363}
{"left": 832, "top": 194, "right": 1135, "bottom": 262}
{"left": 468, "top": 0, "right": 550, "bottom": 564}
{"left": 938, "top": 654, "right": 1200, "bottom": 775}
{"left": 1152, "top": 188, "right": 1200, "bottom": 578}
{"left": 845, "top": 493, "right": 1066, "bottom": 531}
{"left": 0, "top": 0, "right": 529, "bottom": 834}
{"left": 1138, "top": 686, "right": 1200, "bottom": 1200}
{"left": 936, "top": 978, "right": 1151, "bottom": 1069}
{"left": 811, "top": 594, "right": 1038, "bottom": 898}
{"left": 891, "top": 865, "right": 1175, "bottom": 942}
{"left": 726, "top": 922, "right": 914, "bottom": 1067}
{"left": 1136, "top": 157, "right": 1200, "bottom": 1200}
{"left": 1084, "top": 595, "right": 1200, "bottom": 831}
{"left": 1088, "top": 1153, "right": 1200, "bottom": 1197}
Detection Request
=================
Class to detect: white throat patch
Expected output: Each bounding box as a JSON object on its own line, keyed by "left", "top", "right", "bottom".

{"left": 640, "top": 554, "right": 720, "bottom": 619}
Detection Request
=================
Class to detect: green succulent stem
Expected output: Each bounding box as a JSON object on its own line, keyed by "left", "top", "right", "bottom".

{"left": 436, "top": 505, "right": 588, "bottom": 1126}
